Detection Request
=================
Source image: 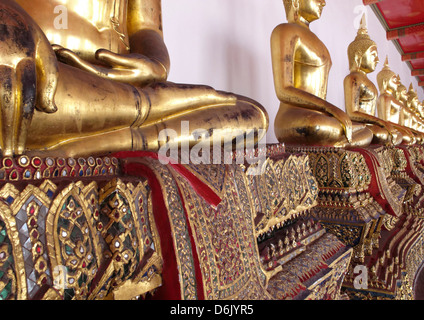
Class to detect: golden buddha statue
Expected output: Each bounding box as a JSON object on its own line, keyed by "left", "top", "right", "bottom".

{"left": 419, "top": 101, "right": 424, "bottom": 120}
{"left": 374, "top": 57, "right": 415, "bottom": 145}
{"left": 407, "top": 84, "right": 424, "bottom": 134}
{"left": 271, "top": 0, "right": 373, "bottom": 148}
{"left": 397, "top": 82, "right": 423, "bottom": 143}
{"left": 344, "top": 17, "right": 402, "bottom": 146}
{"left": 0, "top": 0, "right": 268, "bottom": 157}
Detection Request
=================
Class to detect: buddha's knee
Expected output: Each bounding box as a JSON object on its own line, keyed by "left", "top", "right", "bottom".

{"left": 392, "top": 130, "right": 403, "bottom": 146}
{"left": 367, "top": 125, "right": 391, "bottom": 145}
{"left": 350, "top": 126, "right": 373, "bottom": 147}
{"left": 275, "top": 107, "right": 346, "bottom": 145}
{"left": 402, "top": 134, "right": 414, "bottom": 145}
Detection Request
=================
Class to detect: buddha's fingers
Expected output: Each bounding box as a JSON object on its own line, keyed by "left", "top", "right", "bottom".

{"left": 95, "top": 49, "right": 140, "bottom": 68}
{"left": 16, "top": 58, "right": 37, "bottom": 155}
{"left": 35, "top": 33, "right": 59, "bottom": 114}
{"left": 345, "top": 127, "right": 353, "bottom": 144}
{"left": 55, "top": 47, "right": 135, "bottom": 82}
{"left": 0, "top": 66, "right": 16, "bottom": 156}
{"left": 0, "top": 60, "right": 38, "bottom": 156}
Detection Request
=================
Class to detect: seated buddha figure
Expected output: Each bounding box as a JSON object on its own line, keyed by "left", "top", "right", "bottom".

{"left": 375, "top": 57, "right": 415, "bottom": 145}
{"left": 419, "top": 101, "right": 424, "bottom": 121}
{"left": 272, "top": 0, "right": 373, "bottom": 148}
{"left": 344, "top": 18, "right": 402, "bottom": 146}
{"left": 0, "top": 0, "right": 269, "bottom": 157}
{"left": 397, "top": 82, "right": 423, "bottom": 143}
{"left": 407, "top": 84, "right": 424, "bottom": 134}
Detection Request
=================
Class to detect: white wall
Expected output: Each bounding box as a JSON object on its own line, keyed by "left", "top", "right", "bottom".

{"left": 162, "top": 0, "right": 423, "bottom": 143}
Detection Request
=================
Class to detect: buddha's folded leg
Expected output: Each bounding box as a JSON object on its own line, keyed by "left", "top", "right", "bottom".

{"left": 393, "top": 125, "right": 415, "bottom": 145}
{"left": 347, "top": 122, "right": 374, "bottom": 148}
{"left": 25, "top": 128, "right": 135, "bottom": 158}
{"left": 365, "top": 124, "right": 401, "bottom": 146}
{"left": 27, "top": 62, "right": 268, "bottom": 157}
{"left": 275, "top": 104, "right": 373, "bottom": 147}
{"left": 140, "top": 82, "right": 240, "bottom": 126}
{"left": 136, "top": 95, "right": 269, "bottom": 152}
{"left": 27, "top": 95, "right": 268, "bottom": 158}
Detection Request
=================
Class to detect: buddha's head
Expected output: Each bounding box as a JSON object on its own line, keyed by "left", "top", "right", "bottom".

{"left": 407, "top": 84, "right": 420, "bottom": 112}
{"left": 348, "top": 15, "right": 379, "bottom": 73}
{"left": 283, "top": 0, "right": 326, "bottom": 24}
{"left": 419, "top": 101, "right": 424, "bottom": 118}
{"left": 376, "top": 57, "right": 400, "bottom": 94}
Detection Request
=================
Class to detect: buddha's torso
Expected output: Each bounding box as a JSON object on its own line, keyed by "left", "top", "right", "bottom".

{"left": 292, "top": 25, "right": 332, "bottom": 99}
{"left": 377, "top": 90, "right": 401, "bottom": 124}
{"left": 388, "top": 100, "right": 401, "bottom": 124}
{"left": 410, "top": 109, "right": 419, "bottom": 129}
{"left": 357, "top": 75, "right": 377, "bottom": 116}
{"left": 16, "top": 0, "right": 130, "bottom": 63}
{"left": 402, "top": 107, "right": 412, "bottom": 127}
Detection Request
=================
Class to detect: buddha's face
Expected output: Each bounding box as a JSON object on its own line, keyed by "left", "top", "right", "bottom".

{"left": 398, "top": 86, "right": 408, "bottom": 102}
{"left": 419, "top": 103, "right": 424, "bottom": 117}
{"left": 360, "top": 46, "right": 379, "bottom": 73}
{"left": 387, "top": 74, "right": 400, "bottom": 93}
{"left": 410, "top": 97, "right": 419, "bottom": 111}
{"left": 299, "top": 0, "right": 326, "bottom": 23}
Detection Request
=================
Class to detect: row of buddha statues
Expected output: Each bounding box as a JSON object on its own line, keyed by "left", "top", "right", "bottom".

{"left": 0, "top": 0, "right": 423, "bottom": 301}
{"left": 272, "top": 0, "right": 424, "bottom": 150}
{"left": 0, "top": 0, "right": 423, "bottom": 159}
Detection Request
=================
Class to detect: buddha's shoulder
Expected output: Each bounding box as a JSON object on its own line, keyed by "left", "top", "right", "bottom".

{"left": 344, "top": 71, "right": 365, "bottom": 81}
{"left": 274, "top": 22, "right": 307, "bottom": 31}
{"left": 272, "top": 23, "right": 315, "bottom": 39}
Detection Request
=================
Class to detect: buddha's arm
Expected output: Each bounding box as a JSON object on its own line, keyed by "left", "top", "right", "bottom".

{"left": 54, "top": 0, "right": 169, "bottom": 86}
{"left": 271, "top": 26, "right": 352, "bottom": 142}
{"left": 0, "top": 0, "right": 59, "bottom": 156}
{"left": 127, "top": 0, "right": 170, "bottom": 74}
{"left": 399, "top": 108, "right": 405, "bottom": 126}
{"left": 375, "top": 95, "right": 392, "bottom": 122}
{"left": 93, "top": 0, "right": 170, "bottom": 83}
{"left": 345, "top": 76, "right": 395, "bottom": 136}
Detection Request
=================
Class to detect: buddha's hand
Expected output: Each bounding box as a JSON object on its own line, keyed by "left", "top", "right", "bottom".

{"left": 331, "top": 106, "right": 353, "bottom": 143}
{"left": 344, "top": 124, "right": 353, "bottom": 144}
{"left": 0, "top": 0, "right": 58, "bottom": 156}
{"left": 383, "top": 122, "right": 397, "bottom": 144}
{"left": 53, "top": 46, "right": 167, "bottom": 86}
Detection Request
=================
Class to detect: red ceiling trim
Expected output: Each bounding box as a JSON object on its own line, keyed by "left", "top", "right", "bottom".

{"left": 364, "top": 2, "right": 424, "bottom": 93}
{"left": 387, "top": 24, "right": 424, "bottom": 40}
{"left": 402, "top": 52, "right": 424, "bottom": 62}
{"left": 411, "top": 69, "right": 424, "bottom": 76}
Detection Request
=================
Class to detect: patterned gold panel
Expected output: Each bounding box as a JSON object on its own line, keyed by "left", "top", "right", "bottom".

{"left": 0, "top": 155, "right": 161, "bottom": 300}
{"left": 130, "top": 146, "right": 351, "bottom": 300}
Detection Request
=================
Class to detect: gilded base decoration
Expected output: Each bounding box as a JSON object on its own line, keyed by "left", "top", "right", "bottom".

{"left": 118, "top": 145, "right": 351, "bottom": 300}
{"left": 0, "top": 144, "right": 355, "bottom": 300}
{"left": 0, "top": 155, "right": 162, "bottom": 300}
{"left": 286, "top": 144, "right": 424, "bottom": 300}
{"left": 3, "top": 142, "right": 424, "bottom": 300}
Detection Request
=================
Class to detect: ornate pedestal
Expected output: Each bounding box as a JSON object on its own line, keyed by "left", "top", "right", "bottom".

{"left": 0, "top": 145, "right": 352, "bottom": 300}
{"left": 0, "top": 155, "right": 162, "bottom": 300}
{"left": 286, "top": 144, "right": 424, "bottom": 300}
